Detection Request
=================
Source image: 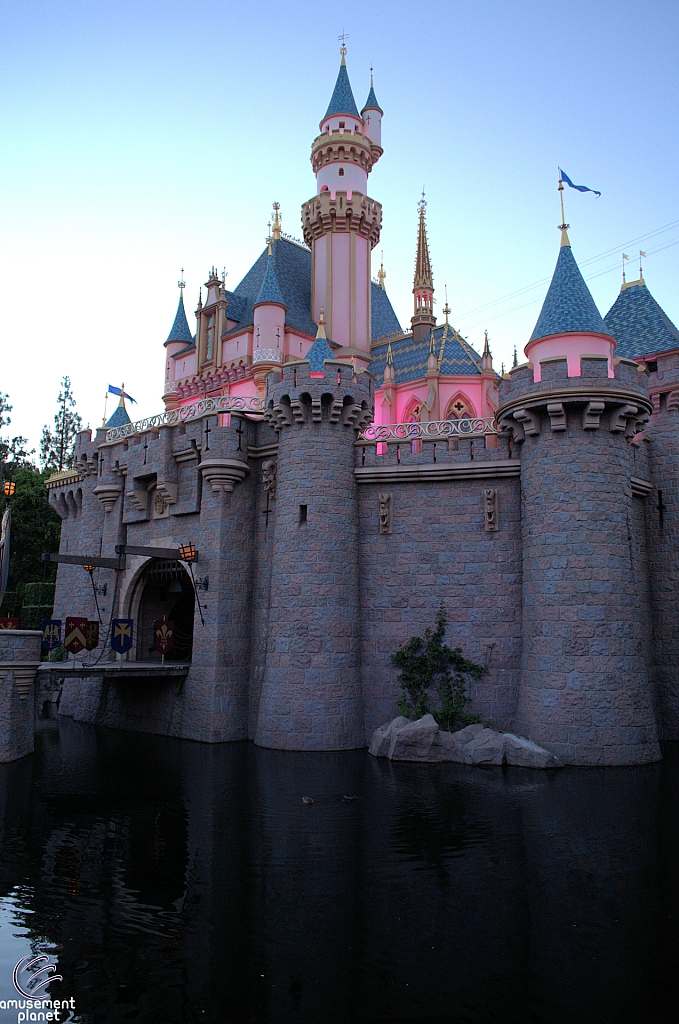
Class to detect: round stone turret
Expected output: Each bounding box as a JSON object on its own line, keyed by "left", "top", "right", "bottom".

{"left": 498, "top": 354, "right": 660, "bottom": 764}
{"left": 255, "top": 360, "right": 374, "bottom": 750}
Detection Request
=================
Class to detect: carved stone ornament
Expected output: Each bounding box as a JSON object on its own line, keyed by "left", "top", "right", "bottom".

{"left": 378, "top": 492, "right": 393, "bottom": 535}
{"left": 484, "top": 488, "right": 498, "bottom": 532}
{"left": 93, "top": 484, "right": 122, "bottom": 513}
{"left": 199, "top": 458, "right": 250, "bottom": 494}
{"left": 153, "top": 491, "right": 167, "bottom": 516}
{"left": 262, "top": 459, "right": 277, "bottom": 500}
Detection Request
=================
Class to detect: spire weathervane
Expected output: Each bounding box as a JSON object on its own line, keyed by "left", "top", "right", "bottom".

{"left": 338, "top": 31, "right": 349, "bottom": 64}
{"left": 178, "top": 268, "right": 185, "bottom": 296}
{"left": 271, "top": 201, "right": 282, "bottom": 241}
{"left": 443, "top": 285, "right": 451, "bottom": 324}
{"left": 558, "top": 171, "right": 570, "bottom": 247}
{"left": 639, "top": 250, "right": 646, "bottom": 279}
{"left": 622, "top": 253, "right": 629, "bottom": 284}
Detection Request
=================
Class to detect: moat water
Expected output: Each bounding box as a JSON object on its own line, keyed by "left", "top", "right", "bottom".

{"left": 1, "top": 720, "right": 678, "bottom": 1024}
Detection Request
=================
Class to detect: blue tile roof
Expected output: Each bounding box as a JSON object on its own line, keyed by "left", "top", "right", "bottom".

{"left": 369, "top": 324, "right": 482, "bottom": 387}
{"left": 603, "top": 280, "right": 679, "bottom": 359}
{"left": 106, "top": 403, "right": 131, "bottom": 427}
{"left": 254, "top": 253, "right": 287, "bottom": 308}
{"left": 530, "top": 244, "right": 606, "bottom": 341}
{"left": 325, "top": 64, "right": 360, "bottom": 119}
{"left": 223, "top": 238, "right": 401, "bottom": 341}
{"left": 165, "top": 295, "right": 193, "bottom": 344}
{"left": 362, "top": 85, "right": 382, "bottom": 113}
{"left": 305, "top": 335, "right": 336, "bottom": 371}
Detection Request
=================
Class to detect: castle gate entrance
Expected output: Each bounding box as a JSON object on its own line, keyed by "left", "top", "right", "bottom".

{"left": 135, "top": 559, "right": 194, "bottom": 663}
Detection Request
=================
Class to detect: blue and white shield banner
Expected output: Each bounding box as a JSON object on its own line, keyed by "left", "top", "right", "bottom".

{"left": 111, "top": 618, "right": 134, "bottom": 654}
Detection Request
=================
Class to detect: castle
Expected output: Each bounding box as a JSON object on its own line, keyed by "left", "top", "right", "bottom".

{"left": 45, "top": 51, "right": 679, "bottom": 765}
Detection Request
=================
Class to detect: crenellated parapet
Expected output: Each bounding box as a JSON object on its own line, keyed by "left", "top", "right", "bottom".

{"left": 263, "top": 361, "right": 374, "bottom": 433}
{"left": 302, "top": 190, "right": 382, "bottom": 250}
{"left": 497, "top": 356, "right": 652, "bottom": 442}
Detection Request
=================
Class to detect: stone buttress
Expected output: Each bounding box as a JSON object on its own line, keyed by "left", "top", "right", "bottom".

{"left": 255, "top": 360, "right": 374, "bottom": 749}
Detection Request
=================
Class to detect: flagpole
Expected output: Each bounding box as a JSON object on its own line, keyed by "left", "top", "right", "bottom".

{"left": 558, "top": 171, "right": 570, "bottom": 246}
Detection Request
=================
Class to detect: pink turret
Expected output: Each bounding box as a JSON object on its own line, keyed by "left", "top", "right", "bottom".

{"left": 302, "top": 47, "right": 383, "bottom": 369}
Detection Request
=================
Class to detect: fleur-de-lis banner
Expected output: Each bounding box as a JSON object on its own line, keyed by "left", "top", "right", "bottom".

{"left": 111, "top": 618, "right": 134, "bottom": 655}
{"left": 41, "top": 619, "right": 62, "bottom": 650}
{"left": 65, "top": 616, "right": 88, "bottom": 654}
{"left": 153, "top": 619, "right": 175, "bottom": 654}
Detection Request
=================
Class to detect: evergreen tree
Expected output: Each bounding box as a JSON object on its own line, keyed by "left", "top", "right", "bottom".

{"left": 0, "top": 391, "right": 33, "bottom": 475}
{"left": 0, "top": 464, "right": 61, "bottom": 593}
{"left": 40, "top": 376, "right": 83, "bottom": 472}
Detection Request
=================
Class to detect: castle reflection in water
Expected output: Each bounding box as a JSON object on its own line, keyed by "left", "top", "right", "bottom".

{"left": 1, "top": 720, "right": 678, "bottom": 1023}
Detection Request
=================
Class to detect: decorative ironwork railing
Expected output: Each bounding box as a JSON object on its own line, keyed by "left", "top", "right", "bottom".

{"left": 357, "top": 417, "right": 498, "bottom": 444}
{"left": 106, "top": 395, "right": 265, "bottom": 442}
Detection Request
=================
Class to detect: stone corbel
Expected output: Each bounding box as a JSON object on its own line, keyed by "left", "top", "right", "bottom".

{"left": 290, "top": 398, "right": 307, "bottom": 424}
{"left": 329, "top": 398, "right": 344, "bottom": 423}
{"left": 610, "top": 404, "right": 638, "bottom": 435}
{"left": 631, "top": 409, "right": 650, "bottom": 436}
{"left": 583, "top": 400, "right": 605, "bottom": 430}
{"left": 484, "top": 488, "right": 498, "bottom": 532}
{"left": 125, "top": 486, "right": 148, "bottom": 512}
{"left": 200, "top": 458, "right": 249, "bottom": 493}
{"left": 341, "top": 403, "right": 362, "bottom": 428}
{"left": 311, "top": 398, "right": 322, "bottom": 422}
{"left": 155, "top": 481, "right": 178, "bottom": 505}
{"left": 498, "top": 416, "right": 523, "bottom": 443}
{"left": 378, "top": 492, "right": 393, "bottom": 534}
{"left": 546, "top": 402, "right": 567, "bottom": 431}
{"left": 94, "top": 484, "right": 122, "bottom": 513}
{"left": 356, "top": 407, "right": 374, "bottom": 430}
{"left": 513, "top": 407, "right": 541, "bottom": 436}
{"left": 667, "top": 391, "right": 679, "bottom": 413}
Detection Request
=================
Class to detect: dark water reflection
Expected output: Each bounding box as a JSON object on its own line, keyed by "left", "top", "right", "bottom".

{"left": 1, "top": 719, "right": 678, "bottom": 1023}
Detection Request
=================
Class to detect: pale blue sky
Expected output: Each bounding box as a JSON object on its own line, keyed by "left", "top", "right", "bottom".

{"left": 1, "top": 0, "right": 677, "bottom": 446}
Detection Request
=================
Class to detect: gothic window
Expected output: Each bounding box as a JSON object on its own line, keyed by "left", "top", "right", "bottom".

{"left": 206, "top": 314, "right": 215, "bottom": 361}
{"left": 445, "top": 393, "right": 475, "bottom": 420}
{"left": 339, "top": 167, "right": 344, "bottom": 176}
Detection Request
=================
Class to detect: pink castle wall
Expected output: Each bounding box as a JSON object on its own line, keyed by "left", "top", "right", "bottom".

{"left": 525, "top": 332, "right": 616, "bottom": 382}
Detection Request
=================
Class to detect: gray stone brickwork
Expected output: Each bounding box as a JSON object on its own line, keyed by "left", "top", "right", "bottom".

{"left": 0, "top": 630, "right": 41, "bottom": 761}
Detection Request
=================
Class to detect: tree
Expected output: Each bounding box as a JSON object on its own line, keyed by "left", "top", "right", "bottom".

{"left": 40, "top": 376, "right": 83, "bottom": 473}
{"left": 0, "top": 464, "right": 61, "bottom": 593}
{"left": 392, "top": 609, "right": 491, "bottom": 731}
{"left": 0, "top": 391, "right": 33, "bottom": 475}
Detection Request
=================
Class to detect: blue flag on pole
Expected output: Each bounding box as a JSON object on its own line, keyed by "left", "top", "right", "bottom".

{"left": 108, "top": 385, "right": 137, "bottom": 404}
{"left": 559, "top": 168, "right": 601, "bottom": 197}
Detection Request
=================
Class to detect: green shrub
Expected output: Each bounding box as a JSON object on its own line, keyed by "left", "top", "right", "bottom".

{"left": 392, "top": 609, "right": 493, "bottom": 732}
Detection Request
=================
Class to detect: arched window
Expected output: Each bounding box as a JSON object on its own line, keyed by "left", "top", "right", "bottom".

{"left": 445, "top": 393, "right": 476, "bottom": 420}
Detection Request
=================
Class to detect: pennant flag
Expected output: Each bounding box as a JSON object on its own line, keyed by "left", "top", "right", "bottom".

{"left": 111, "top": 618, "right": 134, "bottom": 655}
{"left": 559, "top": 168, "right": 601, "bottom": 197}
{"left": 153, "top": 619, "right": 175, "bottom": 655}
{"left": 85, "top": 620, "right": 100, "bottom": 652}
{"left": 65, "top": 616, "right": 88, "bottom": 654}
{"left": 107, "top": 385, "right": 137, "bottom": 404}
{"left": 41, "top": 619, "right": 62, "bottom": 651}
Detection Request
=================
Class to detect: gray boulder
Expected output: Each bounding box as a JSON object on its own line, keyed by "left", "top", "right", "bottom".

{"left": 461, "top": 727, "right": 506, "bottom": 766}
{"left": 504, "top": 733, "right": 564, "bottom": 768}
{"left": 368, "top": 716, "right": 409, "bottom": 757}
{"left": 388, "top": 714, "right": 439, "bottom": 761}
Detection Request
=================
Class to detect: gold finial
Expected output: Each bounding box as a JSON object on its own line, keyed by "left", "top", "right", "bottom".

{"left": 443, "top": 285, "right": 451, "bottom": 324}
{"left": 558, "top": 173, "right": 570, "bottom": 247}
{"left": 271, "top": 202, "right": 282, "bottom": 241}
{"left": 118, "top": 383, "right": 126, "bottom": 409}
{"left": 316, "top": 307, "right": 327, "bottom": 339}
{"left": 639, "top": 250, "right": 646, "bottom": 279}
{"left": 338, "top": 31, "right": 349, "bottom": 65}
{"left": 178, "top": 268, "right": 185, "bottom": 296}
{"left": 377, "top": 251, "right": 386, "bottom": 290}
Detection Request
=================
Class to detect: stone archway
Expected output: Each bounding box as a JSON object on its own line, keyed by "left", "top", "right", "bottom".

{"left": 134, "top": 559, "right": 195, "bottom": 663}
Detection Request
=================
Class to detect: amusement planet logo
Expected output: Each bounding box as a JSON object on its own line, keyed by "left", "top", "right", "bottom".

{"left": 0, "top": 955, "right": 76, "bottom": 1022}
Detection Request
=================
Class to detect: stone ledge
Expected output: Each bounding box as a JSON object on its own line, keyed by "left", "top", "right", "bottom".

{"left": 354, "top": 460, "right": 520, "bottom": 484}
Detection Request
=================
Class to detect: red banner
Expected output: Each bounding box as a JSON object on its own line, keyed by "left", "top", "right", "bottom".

{"left": 153, "top": 620, "right": 174, "bottom": 655}
{"left": 65, "top": 616, "right": 88, "bottom": 655}
{"left": 0, "top": 617, "right": 19, "bottom": 629}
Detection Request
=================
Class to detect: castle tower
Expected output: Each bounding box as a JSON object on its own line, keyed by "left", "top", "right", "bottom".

{"left": 255, "top": 322, "right": 374, "bottom": 750}
{"left": 252, "top": 241, "right": 287, "bottom": 393}
{"left": 302, "top": 49, "right": 383, "bottom": 369}
{"left": 411, "top": 196, "right": 436, "bottom": 343}
{"left": 195, "top": 268, "right": 227, "bottom": 371}
{"left": 163, "top": 278, "right": 194, "bottom": 409}
{"left": 498, "top": 229, "right": 660, "bottom": 765}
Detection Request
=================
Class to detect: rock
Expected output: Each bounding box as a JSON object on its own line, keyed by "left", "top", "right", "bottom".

{"left": 388, "top": 714, "right": 439, "bottom": 761}
{"left": 462, "top": 727, "right": 506, "bottom": 766}
{"left": 451, "top": 723, "right": 485, "bottom": 745}
{"left": 368, "top": 716, "right": 410, "bottom": 757}
{"left": 432, "top": 729, "right": 467, "bottom": 763}
{"left": 504, "top": 733, "right": 564, "bottom": 769}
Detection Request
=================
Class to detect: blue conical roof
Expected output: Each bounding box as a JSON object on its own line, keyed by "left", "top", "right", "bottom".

{"left": 325, "top": 63, "right": 360, "bottom": 119}
{"left": 253, "top": 253, "right": 287, "bottom": 308}
{"left": 305, "top": 335, "right": 335, "bottom": 371}
{"left": 361, "top": 85, "right": 382, "bottom": 113}
{"left": 530, "top": 244, "right": 606, "bottom": 341}
{"left": 165, "top": 296, "right": 193, "bottom": 345}
{"left": 604, "top": 279, "right": 679, "bottom": 359}
{"left": 106, "top": 403, "right": 131, "bottom": 428}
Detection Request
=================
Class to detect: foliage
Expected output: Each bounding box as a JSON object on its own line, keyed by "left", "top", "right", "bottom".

{"left": 0, "top": 466, "right": 61, "bottom": 594}
{"left": 40, "top": 376, "right": 83, "bottom": 473}
{"left": 392, "top": 610, "right": 491, "bottom": 731}
{"left": 0, "top": 391, "right": 33, "bottom": 471}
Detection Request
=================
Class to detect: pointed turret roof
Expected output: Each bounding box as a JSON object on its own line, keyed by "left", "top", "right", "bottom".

{"left": 253, "top": 251, "right": 287, "bottom": 309}
{"left": 165, "top": 295, "right": 193, "bottom": 345}
{"left": 530, "top": 243, "right": 606, "bottom": 341}
{"left": 362, "top": 82, "right": 382, "bottom": 114}
{"left": 604, "top": 277, "right": 679, "bottom": 358}
{"left": 106, "top": 399, "right": 131, "bottom": 428}
{"left": 325, "top": 62, "right": 360, "bottom": 119}
{"left": 304, "top": 310, "right": 335, "bottom": 371}
{"left": 414, "top": 200, "right": 433, "bottom": 289}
